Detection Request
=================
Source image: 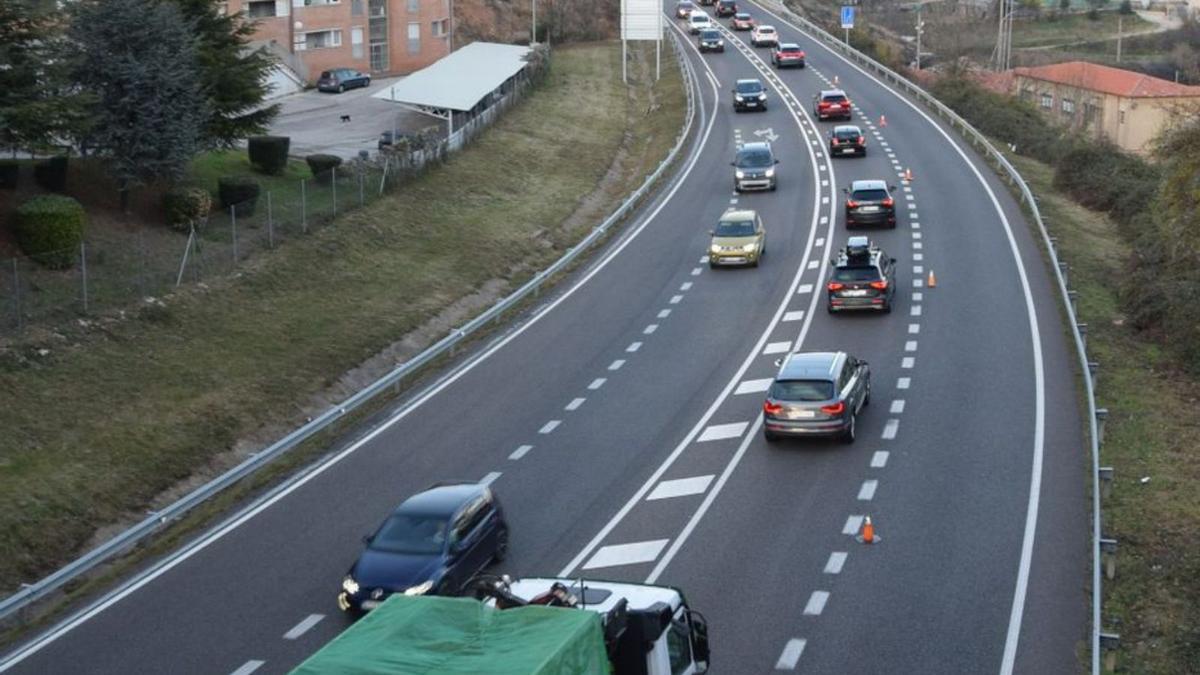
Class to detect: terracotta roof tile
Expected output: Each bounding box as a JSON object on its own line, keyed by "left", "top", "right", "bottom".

{"left": 1013, "top": 61, "right": 1200, "bottom": 98}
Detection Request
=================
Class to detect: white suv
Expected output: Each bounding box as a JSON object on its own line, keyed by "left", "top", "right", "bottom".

{"left": 751, "top": 25, "right": 779, "bottom": 47}
{"left": 689, "top": 12, "right": 714, "bottom": 34}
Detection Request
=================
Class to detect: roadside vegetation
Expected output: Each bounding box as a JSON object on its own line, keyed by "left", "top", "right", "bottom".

{"left": 0, "top": 40, "right": 685, "bottom": 620}
{"left": 929, "top": 75, "right": 1200, "bottom": 673}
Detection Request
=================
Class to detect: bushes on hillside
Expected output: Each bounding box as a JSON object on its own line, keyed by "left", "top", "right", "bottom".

{"left": 305, "top": 153, "right": 342, "bottom": 185}
{"left": 217, "top": 175, "right": 261, "bottom": 216}
{"left": 34, "top": 156, "right": 69, "bottom": 192}
{"left": 247, "top": 135, "right": 290, "bottom": 175}
{"left": 929, "top": 77, "right": 1064, "bottom": 164}
{"left": 1052, "top": 139, "right": 1161, "bottom": 228}
{"left": 0, "top": 160, "right": 19, "bottom": 189}
{"left": 162, "top": 186, "right": 213, "bottom": 231}
{"left": 14, "top": 195, "right": 86, "bottom": 268}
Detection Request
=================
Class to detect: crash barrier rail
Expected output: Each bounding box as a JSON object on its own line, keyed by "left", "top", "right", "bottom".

{"left": 0, "top": 32, "right": 699, "bottom": 625}
{"left": 757, "top": 1, "right": 1108, "bottom": 671}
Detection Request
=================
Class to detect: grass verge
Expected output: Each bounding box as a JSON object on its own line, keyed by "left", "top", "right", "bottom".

{"left": 0, "top": 41, "right": 685, "bottom": 608}
{"left": 1006, "top": 153, "right": 1200, "bottom": 674}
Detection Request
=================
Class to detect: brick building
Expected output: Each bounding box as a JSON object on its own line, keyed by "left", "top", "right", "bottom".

{"left": 221, "top": 0, "right": 452, "bottom": 84}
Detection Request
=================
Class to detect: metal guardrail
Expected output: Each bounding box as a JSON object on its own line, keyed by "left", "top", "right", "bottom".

{"left": 0, "top": 32, "right": 700, "bottom": 624}
{"left": 757, "top": 2, "right": 1106, "bottom": 672}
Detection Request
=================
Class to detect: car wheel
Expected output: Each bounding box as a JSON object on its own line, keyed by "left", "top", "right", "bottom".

{"left": 882, "top": 301, "right": 892, "bottom": 314}
{"left": 764, "top": 429, "right": 779, "bottom": 443}
{"left": 364, "top": 78, "right": 371, "bottom": 88}
{"left": 827, "top": 304, "right": 835, "bottom": 314}
{"left": 770, "top": 182, "right": 777, "bottom": 191}
{"left": 750, "top": 256, "right": 759, "bottom": 268}
{"left": 493, "top": 526, "right": 509, "bottom": 563}
{"left": 841, "top": 414, "right": 857, "bottom": 444}
{"left": 337, "top": 84, "right": 345, "bottom": 93}
{"left": 863, "top": 384, "right": 871, "bottom": 407}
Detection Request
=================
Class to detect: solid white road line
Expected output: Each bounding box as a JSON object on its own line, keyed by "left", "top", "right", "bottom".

{"left": 582, "top": 540, "right": 669, "bottom": 570}
{"left": 588, "top": 378, "right": 606, "bottom": 390}
{"left": 824, "top": 552, "right": 848, "bottom": 574}
{"left": 229, "top": 661, "right": 265, "bottom": 675}
{"left": 871, "top": 450, "right": 889, "bottom": 468}
{"left": 509, "top": 445, "right": 532, "bottom": 460}
{"left": 283, "top": 614, "right": 324, "bottom": 640}
{"left": 882, "top": 420, "right": 899, "bottom": 440}
{"left": 647, "top": 475, "right": 715, "bottom": 501}
{"left": 775, "top": 639, "right": 807, "bottom": 670}
{"left": 480, "top": 472, "right": 502, "bottom": 486}
{"left": 890, "top": 399, "right": 905, "bottom": 414}
{"left": 697, "top": 422, "right": 749, "bottom": 442}
{"left": 538, "top": 420, "right": 561, "bottom": 434}
{"left": 565, "top": 398, "right": 586, "bottom": 411}
{"left": 783, "top": 310, "right": 805, "bottom": 322}
{"left": 735, "top": 378, "right": 773, "bottom": 395}
{"left": 626, "top": 342, "right": 642, "bottom": 353}
{"left": 858, "top": 480, "right": 878, "bottom": 501}
{"left": 803, "top": 591, "right": 830, "bottom": 616}
{"left": 842, "top": 515, "right": 864, "bottom": 535}
{"left": 608, "top": 359, "right": 625, "bottom": 371}
{"left": 763, "top": 341, "right": 793, "bottom": 355}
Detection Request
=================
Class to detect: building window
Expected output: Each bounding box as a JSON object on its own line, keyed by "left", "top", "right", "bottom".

{"left": 247, "top": 0, "right": 276, "bottom": 17}
{"left": 369, "top": 0, "right": 387, "bottom": 17}
{"left": 1119, "top": 110, "right": 1125, "bottom": 124}
{"left": 1061, "top": 98, "right": 1074, "bottom": 114}
{"left": 351, "top": 0, "right": 363, "bottom": 15}
{"left": 408, "top": 22, "right": 421, "bottom": 53}
{"left": 303, "top": 0, "right": 341, "bottom": 6}
{"left": 351, "top": 26, "right": 364, "bottom": 59}
{"left": 370, "top": 42, "right": 389, "bottom": 70}
{"left": 298, "top": 29, "right": 342, "bottom": 50}
{"left": 407, "top": 0, "right": 419, "bottom": 13}
{"left": 1083, "top": 102, "right": 1099, "bottom": 126}
{"left": 1040, "top": 93, "right": 1053, "bottom": 109}
{"left": 432, "top": 18, "right": 449, "bottom": 37}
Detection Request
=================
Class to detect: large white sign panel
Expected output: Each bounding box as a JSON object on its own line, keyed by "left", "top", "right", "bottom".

{"left": 621, "top": 0, "right": 662, "bottom": 40}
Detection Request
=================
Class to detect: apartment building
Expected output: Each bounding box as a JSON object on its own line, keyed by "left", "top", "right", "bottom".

{"left": 1013, "top": 61, "right": 1200, "bottom": 155}
{"left": 222, "top": 0, "right": 452, "bottom": 84}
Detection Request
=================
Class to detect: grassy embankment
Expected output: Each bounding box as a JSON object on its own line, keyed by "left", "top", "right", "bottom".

{"left": 0, "top": 41, "right": 685, "bottom": 610}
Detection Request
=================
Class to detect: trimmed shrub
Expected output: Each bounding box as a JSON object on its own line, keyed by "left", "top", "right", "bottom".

{"left": 14, "top": 195, "right": 86, "bottom": 269}
{"left": 1052, "top": 140, "right": 1160, "bottom": 228}
{"left": 247, "top": 135, "right": 290, "bottom": 175}
{"left": 217, "top": 175, "right": 261, "bottom": 217}
{"left": 162, "top": 186, "right": 213, "bottom": 231}
{"left": 0, "top": 160, "right": 19, "bottom": 189}
{"left": 33, "top": 156, "right": 69, "bottom": 192}
{"left": 305, "top": 153, "right": 343, "bottom": 185}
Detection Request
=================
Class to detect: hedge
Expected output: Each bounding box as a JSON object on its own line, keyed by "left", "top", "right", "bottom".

{"left": 217, "top": 175, "right": 261, "bottom": 217}
{"left": 162, "top": 186, "right": 213, "bottom": 231}
{"left": 0, "top": 160, "right": 18, "bottom": 189}
{"left": 34, "top": 156, "right": 69, "bottom": 192}
{"left": 248, "top": 135, "right": 290, "bottom": 176}
{"left": 305, "top": 153, "right": 342, "bottom": 185}
{"left": 14, "top": 195, "right": 86, "bottom": 269}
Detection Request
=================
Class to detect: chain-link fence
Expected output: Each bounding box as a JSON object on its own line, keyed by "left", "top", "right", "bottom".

{"left": 0, "top": 51, "right": 547, "bottom": 335}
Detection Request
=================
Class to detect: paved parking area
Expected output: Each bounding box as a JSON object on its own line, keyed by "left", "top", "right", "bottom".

{"left": 268, "top": 77, "right": 446, "bottom": 160}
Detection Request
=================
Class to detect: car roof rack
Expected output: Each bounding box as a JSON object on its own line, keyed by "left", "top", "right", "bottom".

{"left": 843, "top": 236, "right": 875, "bottom": 262}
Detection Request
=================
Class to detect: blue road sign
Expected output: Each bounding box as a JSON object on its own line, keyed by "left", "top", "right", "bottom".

{"left": 841, "top": 6, "right": 855, "bottom": 29}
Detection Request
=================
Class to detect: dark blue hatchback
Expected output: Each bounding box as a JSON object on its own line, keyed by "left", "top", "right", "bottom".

{"left": 338, "top": 483, "right": 508, "bottom": 613}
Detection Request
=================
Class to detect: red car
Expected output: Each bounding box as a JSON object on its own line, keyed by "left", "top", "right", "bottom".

{"left": 772, "top": 43, "right": 806, "bottom": 68}
{"left": 731, "top": 12, "right": 755, "bottom": 30}
{"left": 814, "top": 88, "right": 852, "bottom": 121}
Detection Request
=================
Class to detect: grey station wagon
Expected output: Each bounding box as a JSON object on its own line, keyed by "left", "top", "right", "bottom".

{"left": 763, "top": 351, "right": 871, "bottom": 443}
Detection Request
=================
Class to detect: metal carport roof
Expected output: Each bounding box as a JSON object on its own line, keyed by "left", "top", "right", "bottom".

{"left": 372, "top": 42, "right": 534, "bottom": 112}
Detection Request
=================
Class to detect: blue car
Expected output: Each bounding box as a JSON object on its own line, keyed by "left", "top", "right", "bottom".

{"left": 338, "top": 483, "right": 508, "bottom": 613}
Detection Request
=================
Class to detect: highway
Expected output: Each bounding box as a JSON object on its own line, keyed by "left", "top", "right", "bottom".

{"left": 0, "top": 1, "right": 1088, "bottom": 673}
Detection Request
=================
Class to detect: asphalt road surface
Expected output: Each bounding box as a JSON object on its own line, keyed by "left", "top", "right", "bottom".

{"left": 0, "top": 2, "right": 1088, "bottom": 673}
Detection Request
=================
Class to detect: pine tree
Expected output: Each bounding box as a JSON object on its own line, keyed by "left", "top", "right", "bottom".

{"left": 169, "top": 0, "right": 280, "bottom": 148}
{"left": 70, "top": 0, "right": 207, "bottom": 210}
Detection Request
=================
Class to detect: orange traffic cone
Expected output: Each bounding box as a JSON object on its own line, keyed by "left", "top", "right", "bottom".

{"left": 858, "top": 516, "right": 877, "bottom": 544}
{"left": 880, "top": 114, "right": 887, "bottom": 127}
{"left": 927, "top": 270, "right": 937, "bottom": 288}
{"left": 903, "top": 167, "right": 914, "bottom": 182}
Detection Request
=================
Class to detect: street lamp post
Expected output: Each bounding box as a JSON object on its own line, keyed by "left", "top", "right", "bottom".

{"left": 915, "top": 3, "right": 924, "bottom": 69}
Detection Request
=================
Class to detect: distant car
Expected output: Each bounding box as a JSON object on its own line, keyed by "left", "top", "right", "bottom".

{"left": 814, "top": 88, "right": 852, "bottom": 120}
{"left": 829, "top": 124, "right": 866, "bottom": 156}
{"left": 763, "top": 351, "right": 871, "bottom": 443}
{"left": 697, "top": 0, "right": 715, "bottom": 5}
{"left": 698, "top": 29, "right": 725, "bottom": 53}
{"left": 750, "top": 25, "right": 779, "bottom": 47}
{"left": 732, "top": 77, "right": 768, "bottom": 112}
{"left": 827, "top": 236, "right": 896, "bottom": 313}
{"left": 317, "top": 68, "right": 371, "bottom": 93}
{"left": 732, "top": 140, "right": 778, "bottom": 191}
{"left": 338, "top": 483, "right": 508, "bottom": 613}
{"left": 844, "top": 179, "right": 897, "bottom": 228}
{"left": 675, "top": 1, "right": 696, "bottom": 18}
{"left": 772, "top": 43, "right": 806, "bottom": 68}
{"left": 689, "top": 11, "right": 714, "bottom": 33}
{"left": 716, "top": 0, "right": 738, "bottom": 17}
{"left": 709, "top": 209, "right": 766, "bottom": 268}
{"left": 731, "top": 12, "right": 755, "bottom": 30}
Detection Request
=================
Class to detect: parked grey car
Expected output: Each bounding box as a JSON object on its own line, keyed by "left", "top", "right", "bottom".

{"left": 318, "top": 68, "right": 371, "bottom": 93}
{"left": 763, "top": 351, "right": 870, "bottom": 443}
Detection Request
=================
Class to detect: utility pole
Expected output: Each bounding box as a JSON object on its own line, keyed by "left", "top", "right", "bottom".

{"left": 1116, "top": 15, "right": 1123, "bottom": 63}
{"left": 916, "top": 3, "right": 925, "bottom": 69}
{"left": 532, "top": 0, "right": 537, "bottom": 44}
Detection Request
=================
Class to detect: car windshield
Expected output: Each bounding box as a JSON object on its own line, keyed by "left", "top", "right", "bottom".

{"left": 835, "top": 128, "right": 861, "bottom": 139}
{"left": 735, "top": 149, "right": 772, "bottom": 167}
{"left": 823, "top": 94, "right": 847, "bottom": 103}
{"left": 735, "top": 12, "right": 750, "bottom": 19}
{"left": 736, "top": 81, "right": 763, "bottom": 94}
{"left": 701, "top": 30, "right": 721, "bottom": 39}
{"left": 833, "top": 266, "right": 882, "bottom": 282}
{"left": 759, "top": 27, "right": 775, "bottom": 33}
{"left": 780, "top": 46, "right": 801, "bottom": 53}
{"left": 851, "top": 189, "right": 889, "bottom": 201}
{"left": 691, "top": 14, "right": 707, "bottom": 21}
{"left": 770, "top": 380, "right": 834, "bottom": 402}
{"left": 715, "top": 218, "right": 756, "bottom": 236}
{"left": 319, "top": 71, "right": 333, "bottom": 79}
{"left": 370, "top": 514, "right": 448, "bottom": 554}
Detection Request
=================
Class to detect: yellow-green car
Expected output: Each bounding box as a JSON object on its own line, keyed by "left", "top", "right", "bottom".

{"left": 709, "top": 209, "right": 765, "bottom": 268}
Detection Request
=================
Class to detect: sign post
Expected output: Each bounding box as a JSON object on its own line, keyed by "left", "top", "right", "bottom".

{"left": 621, "top": 0, "right": 664, "bottom": 82}
{"left": 840, "top": 6, "right": 855, "bottom": 46}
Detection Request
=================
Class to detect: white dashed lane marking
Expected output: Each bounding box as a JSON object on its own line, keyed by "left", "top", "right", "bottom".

{"left": 843, "top": 515, "right": 864, "bottom": 535}
{"left": 804, "top": 591, "right": 830, "bottom": 616}
{"left": 565, "top": 398, "right": 586, "bottom": 411}
{"left": 509, "top": 445, "right": 532, "bottom": 460}
{"left": 871, "top": 450, "right": 890, "bottom": 468}
{"left": 588, "top": 378, "right": 606, "bottom": 390}
{"left": 897, "top": 377, "right": 912, "bottom": 389}
{"left": 670, "top": 294, "right": 683, "bottom": 304}
{"left": 647, "top": 475, "right": 715, "bottom": 501}
{"left": 658, "top": 309, "right": 671, "bottom": 319}
{"left": 283, "top": 614, "right": 325, "bottom": 640}
{"left": 230, "top": 662, "right": 265, "bottom": 675}
{"left": 882, "top": 419, "right": 900, "bottom": 439}
{"left": 480, "top": 471, "right": 502, "bottom": 486}
{"left": 911, "top": 305, "right": 922, "bottom": 316}
{"left": 627, "top": 342, "right": 642, "bottom": 353}
{"left": 824, "top": 552, "right": 848, "bottom": 574}
{"left": 539, "top": 420, "right": 561, "bottom": 434}
{"left": 913, "top": 292, "right": 924, "bottom": 301}
{"left": 858, "top": 480, "right": 878, "bottom": 501}
{"left": 698, "top": 421, "right": 749, "bottom": 442}
{"left": 583, "top": 539, "right": 669, "bottom": 570}
{"left": 735, "top": 378, "right": 773, "bottom": 395}
{"left": 681, "top": 282, "right": 693, "bottom": 291}
{"left": 798, "top": 284, "right": 814, "bottom": 294}
{"left": 902, "top": 357, "right": 915, "bottom": 369}
{"left": 775, "top": 639, "right": 807, "bottom": 670}
{"left": 691, "top": 267, "right": 702, "bottom": 276}
{"left": 890, "top": 399, "right": 906, "bottom": 414}
{"left": 905, "top": 341, "right": 918, "bottom": 352}
{"left": 609, "top": 360, "right": 625, "bottom": 371}
{"left": 644, "top": 324, "right": 658, "bottom": 334}
{"left": 763, "top": 341, "right": 793, "bottom": 355}
{"left": 908, "top": 324, "right": 920, "bottom": 334}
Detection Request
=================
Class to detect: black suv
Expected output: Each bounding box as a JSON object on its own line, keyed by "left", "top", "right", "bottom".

{"left": 716, "top": 0, "right": 737, "bottom": 16}
{"left": 826, "top": 236, "right": 896, "bottom": 313}
{"left": 732, "top": 141, "right": 778, "bottom": 192}
{"left": 829, "top": 125, "right": 866, "bottom": 157}
{"left": 698, "top": 29, "right": 725, "bottom": 52}
{"left": 763, "top": 351, "right": 871, "bottom": 443}
{"left": 844, "top": 179, "right": 897, "bottom": 228}
{"left": 814, "top": 88, "right": 852, "bottom": 120}
{"left": 732, "top": 78, "right": 768, "bottom": 112}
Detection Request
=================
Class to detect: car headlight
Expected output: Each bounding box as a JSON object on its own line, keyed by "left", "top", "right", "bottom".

{"left": 710, "top": 244, "right": 722, "bottom": 254}
{"left": 764, "top": 168, "right": 775, "bottom": 178}
{"left": 735, "top": 170, "right": 745, "bottom": 178}
{"left": 743, "top": 243, "right": 758, "bottom": 252}
{"left": 342, "top": 576, "right": 359, "bottom": 595}
{"left": 734, "top": 94, "right": 744, "bottom": 101}
{"left": 758, "top": 93, "right": 767, "bottom": 100}
{"left": 404, "top": 580, "right": 434, "bottom": 596}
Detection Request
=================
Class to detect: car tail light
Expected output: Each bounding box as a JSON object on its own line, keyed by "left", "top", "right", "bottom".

{"left": 869, "top": 280, "right": 888, "bottom": 290}
{"left": 831, "top": 138, "right": 840, "bottom": 145}
{"left": 846, "top": 199, "right": 858, "bottom": 208}
{"left": 827, "top": 282, "right": 844, "bottom": 291}
{"left": 857, "top": 136, "right": 865, "bottom": 144}
{"left": 763, "top": 401, "right": 783, "bottom": 415}
{"left": 800, "top": 51, "right": 806, "bottom": 57}
{"left": 882, "top": 197, "right": 894, "bottom": 207}
{"left": 821, "top": 401, "right": 845, "bottom": 415}
{"left": 819, "top": 101, "right": 831, "bottom": 108}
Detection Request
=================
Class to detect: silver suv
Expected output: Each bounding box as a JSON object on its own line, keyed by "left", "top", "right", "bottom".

{"left": 763, "top": 351, "right": 870, "bottom": 443}
{"left": 732, "top": 141, "right": 778, "bottom": 192}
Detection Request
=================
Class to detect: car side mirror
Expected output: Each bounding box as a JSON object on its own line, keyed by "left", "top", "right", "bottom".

{"left": 773, "top": 358, "right": 783, "bottom": 367}
{"left": 830, "top": 257, "right": 836, "bottom": 265}
{"left": 890, "top": 257, "right": 897, "bottom": 263}
{"left": 889, "top": 184, "right": 897, "bottom": 191}
{"left": 774, "top": 158, "right": 780, "bottom": 164}
{"left": 730, "top": 161, "right": 736, "bottom": 166}
{"left": 841, "top": 187, "right": 849, "bottom": 194}
{"left": 362, "top": 534, "right": 374, "bottom": 545}
{"left": 708, "top": 229, "right": 715, "bottom": 236}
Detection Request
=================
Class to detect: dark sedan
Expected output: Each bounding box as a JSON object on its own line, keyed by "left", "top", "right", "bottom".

{"left": 844, "top": 179, "right": 897, "bottom": 228}
{"left": 829, "top": 124, "right": 866, "bottom": 157}
{"left": 317, "top": 68, "right": 371, "bottom": 93}
{"left": 338, "top": 483, "right": 508, "bottom": 613}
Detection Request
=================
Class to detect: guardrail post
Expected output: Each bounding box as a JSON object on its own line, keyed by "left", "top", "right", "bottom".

{"left": 1099, "top": 466, "right": 1114, "bottom": 500}
{"left": 79, "top": 241, "right": 88, "bottom": 313}
{"left": 1078, "top": 322, "right": 1088, "bottom": 351}
{"left": 1100, "top": 538, "right": 1118, "bottom": 580}
{"left": 1058, "top": 261, "right": 1069, "bottom": 287}
{"left": 231, "top": 205, "right": 239, "bottom": 265}
{"left": 1088, "top": 361, "right": 1099, "bottom": 390}
{"left": 301, "top": 178, "right": 308, "bottom": 233}
{"left": 266, "top": 192, "right": 275, "bottom": 249}
{"left": 1048, "top": 236, "right": 1058, "bottom": 254}
{"left": 1067, "top": 290, "right": 1078, "bottom": 316}
{"left": 1096, "top": 407, "right": 1109, "bottom": 447}
{"left": 332, "top": 166, "right": 338, "bottom": 218}
{"left": 1100, "top": 632, "right": 1120, "bottom": 672}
